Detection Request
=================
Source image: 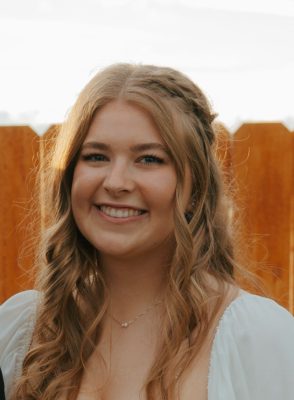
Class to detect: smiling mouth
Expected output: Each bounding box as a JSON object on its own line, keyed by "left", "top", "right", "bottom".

{"left": 96, "top": 205, "right": 147, "bottom": 218}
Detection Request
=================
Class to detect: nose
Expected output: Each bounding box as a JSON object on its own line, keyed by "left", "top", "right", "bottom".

{"left": 102, "top": 161, "right": 135, "bottom": 195}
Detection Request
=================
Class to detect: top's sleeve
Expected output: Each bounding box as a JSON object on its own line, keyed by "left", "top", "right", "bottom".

{"left": 0, "top": 290, "right": 39, "bottom": 399}
{"left": 208, "top": 293, "right": 294, "bottom": 400}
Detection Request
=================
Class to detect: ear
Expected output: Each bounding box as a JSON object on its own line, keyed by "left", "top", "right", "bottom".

{"left": 184, "top": 211, "right": 193, "bottom": 223}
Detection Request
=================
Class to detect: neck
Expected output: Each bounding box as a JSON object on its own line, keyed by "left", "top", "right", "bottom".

{"left": 99, "top": 248, "right": 172, "bottom": 320}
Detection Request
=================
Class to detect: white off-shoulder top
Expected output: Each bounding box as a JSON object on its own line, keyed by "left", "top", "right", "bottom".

{"left": 1, "top": 290, "right": 294, "bottom": 399}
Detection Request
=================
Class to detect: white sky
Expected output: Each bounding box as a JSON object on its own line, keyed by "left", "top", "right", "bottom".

{"left": 0, "top": 0, "right": 293, "bottom": 132}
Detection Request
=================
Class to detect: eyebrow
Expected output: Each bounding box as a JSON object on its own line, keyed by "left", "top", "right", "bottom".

{"left": 81, "top": 141, "right": 171, "bottom": 155}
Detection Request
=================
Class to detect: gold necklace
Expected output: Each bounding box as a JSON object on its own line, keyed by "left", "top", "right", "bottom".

{"left": 109, "top": 300, "right": 162, "bottom": 328}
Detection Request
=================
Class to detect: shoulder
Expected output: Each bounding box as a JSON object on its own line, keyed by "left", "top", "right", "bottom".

{"left": 0, "top": 290, "right": 39, "bottom": 398}
{"left": 0, "top": 290, "right": 39, "bottom": 342}
{"left": 216, "top": 291, "right": 294, "bottom": 345}
{"left": 0, "top": 289, "right": 39, "bottom": 312}
{"left": 208, "top": 291, "right": 294, "bottom": 400}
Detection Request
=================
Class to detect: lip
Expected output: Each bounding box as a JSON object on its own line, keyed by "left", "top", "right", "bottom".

{"left": 95, "top": 205, "right": 148, "bottom": 224}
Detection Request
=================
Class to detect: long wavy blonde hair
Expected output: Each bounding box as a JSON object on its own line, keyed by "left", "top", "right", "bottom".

{"left": 14, "top": 63, "right": 242, "bottom": 399}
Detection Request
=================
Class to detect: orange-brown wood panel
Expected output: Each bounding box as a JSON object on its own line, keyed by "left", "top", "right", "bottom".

{"left": 290, "top": 130, "right": 294, "bottom": 314}
{"left": 231, "top": 123, "right": 292, "bottom": 310}
{"left": 0, "top": 126, "right": 40, "bottom": 302}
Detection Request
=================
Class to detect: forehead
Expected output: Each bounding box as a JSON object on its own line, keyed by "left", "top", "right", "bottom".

{"left": 84, "top": 100, "right": 164, "bottom": 145}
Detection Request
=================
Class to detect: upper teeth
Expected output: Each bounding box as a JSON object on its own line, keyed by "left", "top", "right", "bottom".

{"left": 99, "top": 206, "right": 143, "bottom": 218}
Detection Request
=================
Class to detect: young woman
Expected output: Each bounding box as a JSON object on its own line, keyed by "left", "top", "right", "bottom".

{"left": 1, "top": 63, "right": 294, "bottom": 400}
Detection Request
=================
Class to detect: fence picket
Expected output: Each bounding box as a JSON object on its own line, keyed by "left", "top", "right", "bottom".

{"left": 0, "top": 126, "right": 40, "bottom": 302}
{"left": 231, "top": 123, "right": 293, "bottom": 310}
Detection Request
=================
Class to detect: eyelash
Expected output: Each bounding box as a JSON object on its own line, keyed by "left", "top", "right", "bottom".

{"left": 139, "top": 154, "right": 164, "bottom": 165}
{"left": 81, "top": 153, "right": 164, "bottom": 165}
{"left": 82, "top": 154, "right": 106, "bottom": 162}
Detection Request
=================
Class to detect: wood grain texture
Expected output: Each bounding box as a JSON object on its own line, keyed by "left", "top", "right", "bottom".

{"left": 290, "top": 130, "right": 294, "bottom": 313}
{"left": 0, "top": 126, "right": 40, "bottom": 302}
{"left": 231, "top": 123, "right": 292, "bottom": 309}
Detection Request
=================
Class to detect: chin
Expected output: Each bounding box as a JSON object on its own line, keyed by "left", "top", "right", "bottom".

{"left": 98, "top": 248, "right": 140, "bottom": 260}
{"left": 90, "top": 240, "right": 136, "bottom": 256}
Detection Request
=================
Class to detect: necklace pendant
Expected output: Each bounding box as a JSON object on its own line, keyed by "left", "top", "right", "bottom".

{"left": 110, "top": 299, "right": 162, "bottom": 329}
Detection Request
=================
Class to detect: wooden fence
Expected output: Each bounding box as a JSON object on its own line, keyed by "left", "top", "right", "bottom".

{"left": 0, "top": 123, "right": 293, "bottom": 312}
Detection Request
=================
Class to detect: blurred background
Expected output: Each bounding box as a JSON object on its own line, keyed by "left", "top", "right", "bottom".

{"left": 0, "top": 0, "right": 293, "bottom": 311}
{"left": 0, "top": 0, "right": 293, "bottom": 132}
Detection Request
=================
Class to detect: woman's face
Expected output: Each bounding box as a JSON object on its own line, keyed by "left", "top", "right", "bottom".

{"left": 71, "top": 100, "right": 192, "bottom": 259}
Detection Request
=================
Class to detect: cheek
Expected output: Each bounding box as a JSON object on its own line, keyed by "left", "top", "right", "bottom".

{"left": 71, "top": 167, "right": 99, "bottom": 233}
{"left": 71, "top": 165, "right": 100, "bottom": 201}
{"left": 143, "top": 172, "right": 177, "bottom": 211}
{"left": 71, "top": 168, "right": 96, "bottom": 216}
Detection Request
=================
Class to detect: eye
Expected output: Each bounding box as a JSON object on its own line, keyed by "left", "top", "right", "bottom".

{"left": 138, "top": 154, "right": 164, "bottom": 165}
{"left": 81, "top": 153, "right": 108, "bottom": 162}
